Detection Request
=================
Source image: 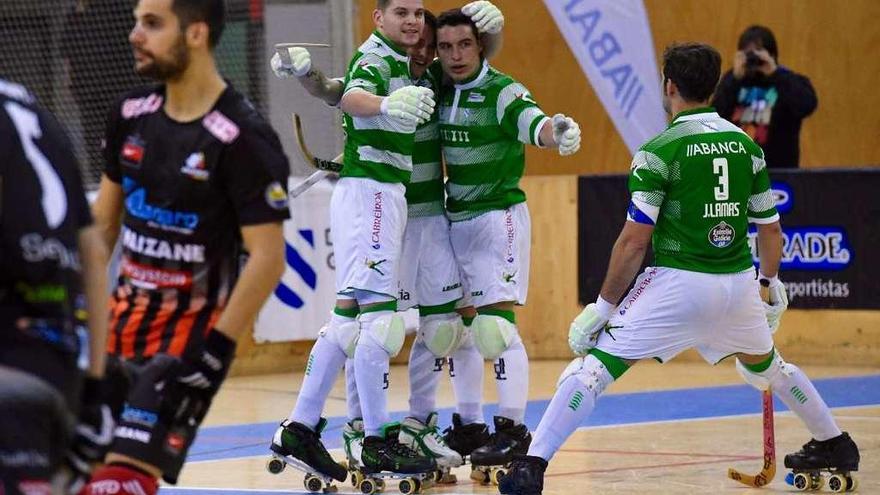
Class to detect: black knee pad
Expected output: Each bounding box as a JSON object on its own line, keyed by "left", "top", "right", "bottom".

{"left": 110, "top": 354, "right": 218, "bottom": 485}
{"left": 0, "top": 365, "right": 71, "bottom": 489}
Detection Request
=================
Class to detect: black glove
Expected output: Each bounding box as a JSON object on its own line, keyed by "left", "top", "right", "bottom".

{"left": 176, "top": 328, "right": 237, "bottom": 396}
{"left": 65, "top": 376, "right": 115, "bottom": 494}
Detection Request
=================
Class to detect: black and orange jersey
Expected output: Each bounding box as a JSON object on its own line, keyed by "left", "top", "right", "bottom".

{"left": 0, "top": 79, "right": 92, "bottom": 331}
{"left": 103, "top": 84, "right": 290, "bottom": 361}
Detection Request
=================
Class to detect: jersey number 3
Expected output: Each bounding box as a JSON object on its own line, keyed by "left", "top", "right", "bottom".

{"left": 4, "top": 101, "right": 68, "bottom": 229}
{"left": 712, "top": 157, "right": 729, "bottom": 201}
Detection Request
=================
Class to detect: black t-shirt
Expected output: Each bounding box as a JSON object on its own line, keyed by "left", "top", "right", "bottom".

{"left": 0, "top": 79, "right": 92, "bottom": 328}
{"left": 104, "top": 83, "right": 290, "bottom": 359}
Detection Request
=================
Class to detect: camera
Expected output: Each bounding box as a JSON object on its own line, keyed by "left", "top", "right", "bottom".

{"left": 745, "top": 51, "right": 764, "bottom": 68}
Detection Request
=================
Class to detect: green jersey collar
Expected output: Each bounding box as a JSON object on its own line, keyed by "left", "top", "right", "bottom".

{"left": 671, "top": 106, "right": 718, "bottom": 124}
{"left": 454, "top": 59, "right": 490, "bottom": 91}
{"left": 371, "top": 30, "right": 409, "bottom": 62}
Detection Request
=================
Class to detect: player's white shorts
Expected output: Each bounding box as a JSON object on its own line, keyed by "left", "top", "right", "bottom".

{"left": 331, "top": 177, "right": 406, "bottom": 301}
{"left": 450, "top": 202, "right": 531, "bottom": 308}
{"left": 398, "top": 214, "right": 464, "bottom": 311}
{"left": 597, "top": 266, "right": 774, "bottom": 364}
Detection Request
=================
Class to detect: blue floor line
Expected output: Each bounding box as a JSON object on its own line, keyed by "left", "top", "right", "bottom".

{"left": 185, "top": 374, "right": 880, "bottom": 464}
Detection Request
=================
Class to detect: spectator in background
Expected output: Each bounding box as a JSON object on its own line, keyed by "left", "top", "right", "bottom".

{"left": 712, "top": 25, "right": 817, "bottom": 169}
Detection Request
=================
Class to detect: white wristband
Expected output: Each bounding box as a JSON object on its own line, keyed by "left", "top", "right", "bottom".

{"left": 595, "top": 295, "right": 616, "bottom": 320}
{"left": 379, "top": 96, "right": 389, "bottom": 115}
{"left": 759, "top": 273, "right": 781, "bottom": 288}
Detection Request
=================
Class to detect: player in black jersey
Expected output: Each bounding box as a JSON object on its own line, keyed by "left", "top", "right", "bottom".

{"left": 83, "top": 0, "right": 289, "bottom": 492}
{"left": 0, "top": 79, "right": 111, "bottom": 494}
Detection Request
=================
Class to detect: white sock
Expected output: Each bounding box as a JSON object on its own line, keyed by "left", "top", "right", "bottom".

{"left": 495, "top": 339, "right": 529, "bottom": 425}
{"left": 354, "top": 310, "right": 393, "bottom": 437}
{"left": 290, "top": 320, "right": 350, "bottom": 428}
{"left": 450, "top": 339, "right": 485, "bottom": 425}
{"left": 345, "top": 358, "right": 362, "bottom": 420}
{"left": 529, "top": 372, "right": 598, "bottom": 461}
{"left": 769, "top": 363, "right": 842, "bottom": 441}
{"left": 408, "top": 338, "right": 443, "bottom": 422}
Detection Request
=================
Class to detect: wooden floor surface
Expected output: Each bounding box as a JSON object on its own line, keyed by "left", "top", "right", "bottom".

{"left": 169, "top": 359, "right": 878, "bottom": 494}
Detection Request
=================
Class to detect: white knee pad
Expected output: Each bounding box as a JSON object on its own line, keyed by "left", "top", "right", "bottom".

{"left": 361, "top": 312, "right": 406, "bottom": 357}
{"left": 556, "top": 354, "right": 614, "bottom": 400}
{"left": 417, "top": 314, "right": 465, "bottom": 358}
{"left": 472, "top": 314, "right": 520, "bottom": 360}
{"left": 736, "top": 352, "right": 795, "bottom": 391}
{"left": 319, "top": 320, "right": 361, "bottom": 358}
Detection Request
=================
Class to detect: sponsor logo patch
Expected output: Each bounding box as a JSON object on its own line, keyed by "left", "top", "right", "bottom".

{"left": 120, "top": 135, "right": 145, "bottom": 168}
{"left": 180, "top": 152, "right": 210, "bottom": 180}
{"left": 709, "top": 221, "right": 735, "bottom": 248}
{"left": 265, "top": 182, "right": 289, "bottom": 210}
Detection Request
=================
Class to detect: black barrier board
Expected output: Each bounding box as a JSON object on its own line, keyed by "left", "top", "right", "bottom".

{"left": 578, "top": 169, "right": 880, "bottom": 309}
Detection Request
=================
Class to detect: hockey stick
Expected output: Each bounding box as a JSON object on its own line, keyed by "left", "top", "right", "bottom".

{"left": 292, "top": 114, "right": 343, "bottom": 173}
{"left": 728, "top": 389, "right": 776, "bottom": 487}
{"left": 288, "top": 113, "right": 343, "bottom": 198}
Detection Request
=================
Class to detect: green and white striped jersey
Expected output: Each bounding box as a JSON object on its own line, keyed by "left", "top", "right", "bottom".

{"left": 407, "top": 62, "right": 444, "bottom": 218}
{"left": 341, "top": 30, "right": 418, "bottom": 184}
{"left": 439, "top": 60, "right": 549, "bottom": 221}
{"left": 627, "top": 107, "right": 779, "bottom": 274}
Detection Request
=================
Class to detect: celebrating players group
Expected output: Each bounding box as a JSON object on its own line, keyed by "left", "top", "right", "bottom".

{"left": 0, "top": 1, "right": 858, "bottom": 495}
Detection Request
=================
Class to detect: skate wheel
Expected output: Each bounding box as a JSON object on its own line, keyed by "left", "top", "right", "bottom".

{"left": 490, "top": 467, "right": 507, "bottom": 485}
{"left": 359, "top": 478, "right": 376, "bottom": 494}
{"left": 793, "top": 472, "right": 810, "bottom": 491}
{"left": 470, "top": 467, "right": 490, "bottom": 484}
{"left": 266, "top": 457, "right": 286, "bottom": 475}
{"left": 350, "top": 470, "right": 365, "bottom": 488}
{"left": 828, "top": 474, "right": 847, "bottom": 493}
{"left": 811, "top": 473, "right": 825, "bottom": 491}
{"left": 398, "top": 478, "right": 418, "bottom": 495}
{"left": 848, "top": 475, "right": 858, "bottom": 492}
{"left": 304, "top": 475, "right": 324, "bottom": 493}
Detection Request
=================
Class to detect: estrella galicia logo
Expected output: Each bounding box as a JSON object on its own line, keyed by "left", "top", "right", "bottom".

{"left": 274, "top": 229, "right": 318, "bottom": 308}
{"left": 708, "top": 221, "right": 735, "bottom": 248}
{"left": 748, "top": 226, "right": 852, "bottom": 271}
{"left": 771, "top": 181, "right": 793, "bottom": 215}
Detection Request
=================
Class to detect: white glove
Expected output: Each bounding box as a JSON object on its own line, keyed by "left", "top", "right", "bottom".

{"left": 270, "top": 47, "right": 312, "bottom": 78}
{"left": 552, "top": 113, "right": 581, "bottom": 156}
{"left": 568, "top": 297, "right": 615, "bottom": 356}
{"left": 761, "top": 275, "right": 788, "bottom": 334}
{"left": 380, "top": 86, "right": 435, "bottom": 126}
{"left": 462, "top": 1, "right": 504, "bottom": 34}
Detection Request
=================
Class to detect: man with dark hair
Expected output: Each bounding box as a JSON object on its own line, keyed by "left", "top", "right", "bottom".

{"left": 498, "top": 42, "right": 858, "bottom": 495}
{"left": 81, "top": 0, "right": 289, "bottom": 492}
{"left": 0, "top": 78, "right": 110, "bottom": 495}
{"left": 432, "top": 7, "right": 581, "bottom": 482}
{"left": 712, "top": 25, "right": 818, "bottom": 168}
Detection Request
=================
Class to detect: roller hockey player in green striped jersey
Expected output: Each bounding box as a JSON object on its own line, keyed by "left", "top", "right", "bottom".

{"left": 500, "top": 42, "right": 858, "bottom": 495}
{"left": 433, "top": 8, "right": 582, "bottom": 484}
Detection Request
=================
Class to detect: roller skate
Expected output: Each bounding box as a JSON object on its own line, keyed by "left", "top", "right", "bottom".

{"left": 355, "top": 422, "right": 437, "bottom": 494}
{"left": 470, "top": 416, "right": 532, "bottom": 485}
{"left": 400, "top": 412, "right": 462, "bottom": 484}
{"left": 442, "top": 412, "right": 491, "bottom": 459}
{"left": 343, "top": 419, "right": 368, "bottom": 489}
{"left": 266, "top": 418, "right": 347, "bottom": 493}
{"left": 499, "top": 454, "right": 548, "bottom": 495}
{"left": 784, "top": 431, "right": 859, "bottom": 492}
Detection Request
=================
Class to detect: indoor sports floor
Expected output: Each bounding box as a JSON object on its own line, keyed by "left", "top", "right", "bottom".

{"left": 166, "top": 359, "right": 878, "bottom": 494}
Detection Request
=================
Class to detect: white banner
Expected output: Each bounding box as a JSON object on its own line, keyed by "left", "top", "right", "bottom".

{"left": 254, "top": 179, "right": 337, "bottom": 342}
{"left": 543, "top": 0, "right": 666, "bottom": 153}
{"left": 254, "top": 178, "right": 419, "bottom": 342}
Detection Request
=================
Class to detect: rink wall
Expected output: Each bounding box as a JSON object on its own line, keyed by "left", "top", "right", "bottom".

{"left": 232, "top": 174, "right": 880, "bottom": 375}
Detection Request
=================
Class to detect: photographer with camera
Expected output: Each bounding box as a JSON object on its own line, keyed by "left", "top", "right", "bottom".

{"left": 712, "top": 25, "right": 817, "bottom": 168}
